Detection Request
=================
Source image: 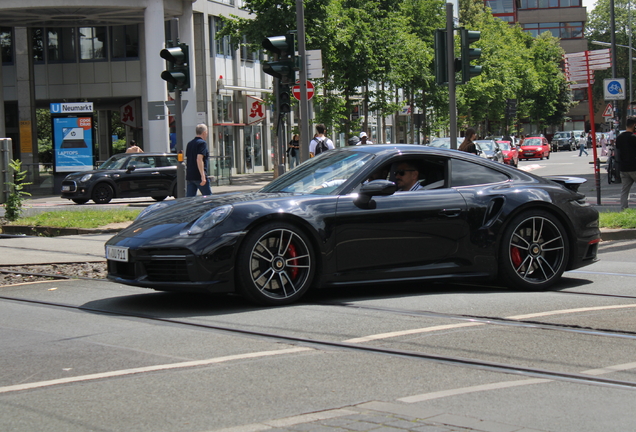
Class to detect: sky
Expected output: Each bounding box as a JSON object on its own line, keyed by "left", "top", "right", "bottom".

{"left": 583, "top": 0, "right": 597, "bottom": 10}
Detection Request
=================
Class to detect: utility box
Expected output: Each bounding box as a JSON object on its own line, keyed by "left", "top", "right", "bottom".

{"left": 0, "top": 138, "right": 13, "bottom": 205}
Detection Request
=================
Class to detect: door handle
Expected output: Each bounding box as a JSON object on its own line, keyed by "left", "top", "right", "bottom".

{"left": 439, "top": 208, "right": 461, "bottom": 217}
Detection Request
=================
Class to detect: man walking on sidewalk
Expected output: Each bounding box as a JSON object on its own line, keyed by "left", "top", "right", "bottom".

{"left": 616, "top": 117, "right": 636, "bottom": 210}
{"left": 186, "top": 124, "right": 213, "bottom": 197}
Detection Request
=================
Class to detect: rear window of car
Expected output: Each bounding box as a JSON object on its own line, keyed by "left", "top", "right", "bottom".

{"left": 450, "top": 159, "right": 509, "bottom": 187}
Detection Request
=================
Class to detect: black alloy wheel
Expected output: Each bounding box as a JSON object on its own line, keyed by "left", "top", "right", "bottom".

{"left": 499, "top": 210, "right": 569, "bottom": 290}
{"left": 237, "top": 222, "right": 315, "bottom": 305}
{"left": 91, "top": 183, "right": 114, "bottom": 204}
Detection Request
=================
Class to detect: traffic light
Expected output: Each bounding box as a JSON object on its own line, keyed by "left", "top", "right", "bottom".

{"left": 160, "top": 43, "right": 190, "bottom": 91}
{"left": 434, "top": 29, "right": 462, "bottom": 85}
{"left": 506, "top": 98, "right": 517, "bottom": 117}
{"left": 434, "top": 30, "right": 448, "bottom": 85}
{"left": 262, "top": 34, "right": 296, "bottom": 85}
{"left": 459, "top": 28, "right": 482, "bottom": 83}
{"left": 279, "top": 84, "right": 291, "bottom": 113}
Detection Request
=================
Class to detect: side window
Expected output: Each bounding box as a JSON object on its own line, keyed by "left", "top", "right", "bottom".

{"left": 450, "top": 159, "right": 509, "bottom": 187}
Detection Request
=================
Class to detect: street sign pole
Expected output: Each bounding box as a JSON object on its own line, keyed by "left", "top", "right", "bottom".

{"left": 296, "top": 0, "right": 310, "bottom": 163}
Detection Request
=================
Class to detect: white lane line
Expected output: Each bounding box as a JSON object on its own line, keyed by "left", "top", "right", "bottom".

{"left": 398, "top": 361, "right": 636, "bottom": 403}
{"left": 343, "top": 304, "right": 636, "bottom": 344}
{"left": 203, "top": 409, "right": 359, "bottom": 432}
{"left": 0, "top": 347, "right": 313, "bottom": 394}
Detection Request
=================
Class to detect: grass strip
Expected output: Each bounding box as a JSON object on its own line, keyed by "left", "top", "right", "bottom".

{"left": 8, "top": 209, "right": 141, "bottom": 229}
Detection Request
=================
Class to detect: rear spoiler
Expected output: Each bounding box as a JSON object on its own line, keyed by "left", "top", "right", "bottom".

{"left": 544, "top": 176, "right": 586, "bottom": 193}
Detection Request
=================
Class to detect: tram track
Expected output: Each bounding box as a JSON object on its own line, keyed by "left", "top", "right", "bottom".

{"left": 1, "top": 293, "right": 636, "bottom": 392}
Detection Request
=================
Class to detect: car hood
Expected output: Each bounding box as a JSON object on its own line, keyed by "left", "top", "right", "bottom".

{"left": 117, "top": 192, "right": 294, "bottom": 239}
{"left": 64, "top": 169, "right": 105, "bottom": 179}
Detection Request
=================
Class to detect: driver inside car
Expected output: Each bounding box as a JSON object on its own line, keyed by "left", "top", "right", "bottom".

{"left": 394, "top": 162, "right": 423, "bottom": 192}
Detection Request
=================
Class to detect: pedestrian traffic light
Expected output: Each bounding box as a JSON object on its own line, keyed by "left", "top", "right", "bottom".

{"left": 262, "top": 34, "right": 296, "bottom": 85}
{"left": 459, "top": 29, "right": 482, "bottom": 83}
{"left": 160, "top": 43, "right": 190, "bottom": 91}
{"left": 279, "top": 84, "right": 291, "bottom": 113}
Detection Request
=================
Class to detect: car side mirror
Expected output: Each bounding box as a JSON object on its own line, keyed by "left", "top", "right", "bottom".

{"left": 126, "top": 165, "right": 136, "bottom": 173}
{"left": 356, "top": 180, "right": 396, "bottom": 208}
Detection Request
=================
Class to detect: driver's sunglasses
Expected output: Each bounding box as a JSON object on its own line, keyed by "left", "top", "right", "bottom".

{"left": 395, "top": 169, "right": 416, "bottom": 176}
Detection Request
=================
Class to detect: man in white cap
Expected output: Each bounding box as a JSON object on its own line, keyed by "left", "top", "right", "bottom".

{"left": 359, "top": 131, "right": 373, "bottom": 145}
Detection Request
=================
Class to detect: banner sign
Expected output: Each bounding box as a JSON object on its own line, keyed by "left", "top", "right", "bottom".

{"left": 53, "top": 117, "right": 94, "bottom": 172}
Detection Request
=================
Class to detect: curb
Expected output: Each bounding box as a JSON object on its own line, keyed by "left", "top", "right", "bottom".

{"left": 599, "top": 228, "right": 636, "bottom": 241}
{"left": 0, "top": 225, "right": 121, "bottom": 237}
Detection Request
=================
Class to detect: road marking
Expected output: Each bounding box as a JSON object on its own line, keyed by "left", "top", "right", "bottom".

{"left": 398, "top": 361, "right": 636, "bottom": 403}
{"left": 205, "top": 409, "right": 359, "bottom": 432}
{"left": 517, "top": 164, "right": 542, "bottom": 172}
{"left": 343, "top": 303, "right": 636, "bottom": 343}
{"left": 0, "top": 347, "right": 313, "bottom": 394}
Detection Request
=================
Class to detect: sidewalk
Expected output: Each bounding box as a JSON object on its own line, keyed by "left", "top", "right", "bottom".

{"left": 1, "top": 172, "right": 275, "bottom": 218}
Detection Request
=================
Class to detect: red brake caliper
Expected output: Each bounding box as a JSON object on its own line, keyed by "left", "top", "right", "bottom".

{"left": 511, "top": 246, "right": 522, "bottom": 268}
{"left": 287, "top": 243, "right": 299, "bottom": 279}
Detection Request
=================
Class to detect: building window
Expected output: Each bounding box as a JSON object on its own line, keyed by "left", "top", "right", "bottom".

{"left": 572, "top": 89, "right": 587, "bottom": 101}
{"left": 522, "top": 22, "right": 583, "bottom": 38}
{"left": 486, "top": 0, "right": 515, "bottom": 14}
{"left": 79, "top": 27, "right": 107, "bottom": 60}
{"left": 32, "top": 28, "right": 45, "bottom": 62}
{"left": 217, "top": 95, "right": 233, "bottom": 123}
{"left": 47, "top": 27, "right": 76, "bottom": 62}
{"left": 520, "top": 0, "right": 580, "bottom": 8}
{"left": 210, "top": 0, "right": 235, "bottom": 5}
{"left": 1, "top": 27, "right": 12, "bottom": 64}
{"left": 240, "top": 36, "right": 259, "bottom": 62}
{"left": 111, "top": 25, "right": 139, "bottom": 59}
{"left": 212, "top": 17, "right": 235, "bottom": 58}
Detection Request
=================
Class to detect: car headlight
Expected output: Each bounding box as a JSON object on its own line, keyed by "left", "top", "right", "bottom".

{"left": 136, "top": 200, "right": 176, "bottom": 221}
{"left": 80, "top": 174, "right": 92, "bottom": 182}
{"left": 187, "top": 205, "right": 233, "bottom": 235}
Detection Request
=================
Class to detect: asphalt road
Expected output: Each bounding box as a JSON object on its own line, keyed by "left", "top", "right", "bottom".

{"left": 2, "top": 151, "right": 636, "bottom": 432}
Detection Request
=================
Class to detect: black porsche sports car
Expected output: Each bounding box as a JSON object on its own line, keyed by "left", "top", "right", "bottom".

{"left": 106, "top": 145, "right": 600, "bottom": 305}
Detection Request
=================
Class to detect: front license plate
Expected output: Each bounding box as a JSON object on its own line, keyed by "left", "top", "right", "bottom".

{"left": 61, "top": 185, "right": 71, "bottom": 192}
{"left": 524, "top": 153, "right": 534, "bottom": 156}
{"left": 106, "top": 246, "right": 129, "bottom": 262}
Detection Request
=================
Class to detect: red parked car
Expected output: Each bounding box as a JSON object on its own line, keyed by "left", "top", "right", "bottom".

{"left": 497, "top": 140, "right": 519, "bottom": 167}
{"left": 520, "top": 136, "right": 550, "bottom": 161}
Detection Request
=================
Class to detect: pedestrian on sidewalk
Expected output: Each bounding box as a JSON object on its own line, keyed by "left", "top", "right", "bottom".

{"left": 616, "top": 116, "right": 636, "bottom": 210}
{"left": 125, "top": 140, "right": 143, "bottom": 153}
{"left": 578, "top": 132, "right": 588, "bottom": 157}
{"left": 600, "top": 133, "right": 608, "bottom": 156}
{"left": 186, "top": 124, "right": 213, "bottom": 197}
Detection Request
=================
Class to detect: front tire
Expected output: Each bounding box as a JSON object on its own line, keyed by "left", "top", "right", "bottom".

{"left": 499, "top": 210, "right": 569, "bottom": 291}
{"left": 91, "top": 183, "right": 114, "bottom": 204}
{"left": 236, "top": 222, "right": 316, "bottom": 305}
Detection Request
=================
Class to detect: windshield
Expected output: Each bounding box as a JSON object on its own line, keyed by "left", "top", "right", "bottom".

{"left": 261, "top": 150, "right": 376, "bottom": 195}
{"left": 524, "top": 138, "right": 542, "bottom": 147}
{"left": 475, "top": 140, "right": 496, "bottom": 151}
{"left": 497, "top": 142, "right": 512, "bottom": 151}
{"left": 429, "top": 138, "right": 450, "bottom": 148}
{"left": 554, "top": 132, "right": 570, "bottom": 139}
{"left": 99, "top": 154, "right": 129, "bottom": 170}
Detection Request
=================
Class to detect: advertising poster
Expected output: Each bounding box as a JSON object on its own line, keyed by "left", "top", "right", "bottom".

{"left": 53, "top": 117, "right": 94, "bottom": 172}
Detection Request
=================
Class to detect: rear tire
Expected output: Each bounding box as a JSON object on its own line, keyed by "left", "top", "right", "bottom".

{"left": 236, "top": 221, "right": 316, "bottom": 305}
{"left": 499, "top": 210, "right": 569, "bottom": 291}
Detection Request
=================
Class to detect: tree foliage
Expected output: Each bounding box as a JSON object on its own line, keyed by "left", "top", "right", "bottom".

{"left": 219, "top": 0, "right": 572, "bottom": 138}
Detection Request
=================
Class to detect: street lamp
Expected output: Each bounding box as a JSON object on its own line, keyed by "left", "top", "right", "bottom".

{"left": 591, "top": 40, "right": 635, "bottom": 112}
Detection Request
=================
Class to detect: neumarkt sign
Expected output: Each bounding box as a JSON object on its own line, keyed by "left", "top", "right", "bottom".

{"left": 50, "top": 102, "right": 94, "bottom": 114}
